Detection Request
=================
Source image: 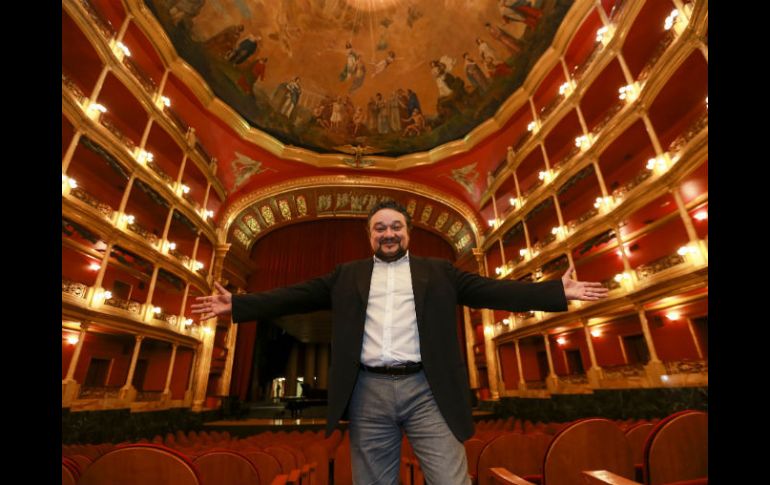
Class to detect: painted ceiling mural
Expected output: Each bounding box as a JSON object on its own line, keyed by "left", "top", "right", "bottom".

{"left": 145, "top": 0, "right": 573, "bottom": 156}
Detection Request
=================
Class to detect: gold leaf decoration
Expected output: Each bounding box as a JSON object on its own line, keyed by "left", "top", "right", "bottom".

{"left": 278, "top": 199, "right": 292, "bottom": 220}
{"left": 420, "top": 205, "right": 433, "bottom": 224}
{"left": 447, "top": 221, "right": 463, "bottom": 238}
{"left": 260, "top": 206, "right": 276, "bottom": 226}
{"left": 297, "top": 195, "right": 308, "bottom": 216}
{"left": 318, "top": 194, "right": 332, "bottom": 212}
{"left": 406, "top": 199, "right": 417, "bottom": 217}
{"left": 434, "top": 212, "right": 449, "bottom": 230}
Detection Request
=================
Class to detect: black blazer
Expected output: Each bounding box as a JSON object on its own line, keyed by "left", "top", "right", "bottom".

{"left": 232, "top": 255, "right": 567, "bottom": 441}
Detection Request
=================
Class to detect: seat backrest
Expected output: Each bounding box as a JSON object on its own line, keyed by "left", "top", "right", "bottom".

{"left": 77, "top": 443, "right": 202, "bottom": 485}
{"left": 194, "top": 449, "right": 261, "bottom": 485}
{"left": 69, "top": 454, "right": 92, "bottom": 474}
{"left": 476, "top": 432, "right": 546, "bottom": 485}
{"left": 62, "top": 457, "right": 81, "bottom": 485}
{"left": 643, "top": 410, "right": 708, "bottom": 485}
{"left": 464, "top": 438, "right": 485, "bottom": 479}
{"left": 542, "top": 418, "right": 634, "bottom": 485}
{"left": 243, "top": 450, "right": 283, "bottom": 485}
{"left": 625, "top": 423, "right": 654, "bottom": 465}
{"left": 333, "top": 434, "right": 352, "bottom": 485}
{"left": 265, "top": 445, "right": 299, "bottom": 472}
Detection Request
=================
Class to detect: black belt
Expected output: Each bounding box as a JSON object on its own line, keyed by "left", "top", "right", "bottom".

{"left": 359, "top": 362, "right": 423, "bottom": 375}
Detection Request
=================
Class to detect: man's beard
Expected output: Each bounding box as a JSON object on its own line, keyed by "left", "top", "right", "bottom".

{"left": 375, "top": 237, "right": 406, "bottom": 262}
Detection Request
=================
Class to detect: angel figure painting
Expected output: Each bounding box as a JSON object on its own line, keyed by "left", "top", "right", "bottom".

{"left": 144, "top": 0, "right": 572, "bottom": 156}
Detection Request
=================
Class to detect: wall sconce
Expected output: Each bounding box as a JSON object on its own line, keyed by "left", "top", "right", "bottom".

{"left": 509, "top": 197, "right": 521, "bottom": 209}
{"left": 136, "top": 149, "right": 154, "bottom": 164}
{"left": 502, "top": 318, "right": 511, "bottom": 326}
{"left": 153, "top": 306, "right": 162, "bottom": 314}
{"left": 487, "top": 219, "right": 499, "bottom": 229}
{"left": 618, "top": 83, "right": 639, "bottom": 103}
{"left": 88, "top": 263, "right": 101, "bottom": 271}
{"left": 596, "top": 25, "right": 614, "bottom": 46}
{"left": 527, "top": 120, "right": 540, "bottom": 134}
{"left": 184, "top": 318, "right": 193, "bottom": 327}
{"left": 156, "top": 95, "right": 171, "bottom": 110}
{"left": 559, "top": 81, "right": 575, "bottom": 97}
{"left": 551, "top": 226, "right": 566, "bottom": 240}
{"left": 519, "top": 248, "right": 532, "bottom": 261}
{"left": 168, "top": 242, "right": 177, "bottom": 251}
{"left": 67, "top": 335, "right": 79, "bottom": 345}
{"left": 574, "top": 135, "right": 591, "bottom": 151}
{"left": 590, "top": 328, "right": 602, "bottom": 338}
{"left": 665, "top": 311, "right": 681, "bottom": 321}
{"left": 205, "top": 209, "right": 214, "bottom": 219}
{"left": 556, "top": 337, "right": 567, "bottom": 346}
{"left": 85, "top": 102, "right": 107, "bottom": 120}
{"left": 202, "top": 326, "right": 213, "bottom": 336}
{"left": 111, "top": 40, "right": 131, "bottom": 60}
{"left": 646, "top": 156, "right": 670, "bottom": 175}
{"left": 594, "top": 196, "right": 614, "bottom": 213}
{"left": 180, "top": 184, "right": 191, "bottom": 195}
{"left": 693, "top": 211, "right": 707, "bottom": 221}
{"left": 664, "top": 9, "right": 688, "bottom": 35}
{"left": 193, "top": 261, "right": 204, "bottom": 271}
{"left": 538, "top": 169, "right": 554, "bottom": 184}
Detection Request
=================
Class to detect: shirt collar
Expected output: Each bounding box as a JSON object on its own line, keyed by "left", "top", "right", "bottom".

{"left": 373, "top": 250, "right": 410, "bottom": 264}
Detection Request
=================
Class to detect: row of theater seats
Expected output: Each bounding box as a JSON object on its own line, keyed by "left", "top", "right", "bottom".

{"left": 62, "top": 411, "right": 706, "bottom": 485}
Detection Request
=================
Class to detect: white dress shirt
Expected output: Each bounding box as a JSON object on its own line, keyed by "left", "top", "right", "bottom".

{"left": 360, "top": 251, "right": 421, "bottom": 366}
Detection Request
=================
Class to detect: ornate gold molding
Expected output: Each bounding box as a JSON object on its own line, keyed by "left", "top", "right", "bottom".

{"left": 222, "top": 174, "right": 483, "bottom": 247}
{"left": 124, "top": 0, "right": 596, "bottom": 170}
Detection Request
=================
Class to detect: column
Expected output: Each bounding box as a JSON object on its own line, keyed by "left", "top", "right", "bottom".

{"left": 463, "top": 306, "right": 479, "bottom": 390}
{"left": 162, "top": 343, "right": 179, "bottom": 401}
{"left": 219, "top": 322, "right": 238, "bottom": 397}
{"left": 304, "top": 343, "right": 317, "bottom": 389}
{"left": 637, "top": 307, "right": 666, "bottom": 384}
{"left": 672, "top": 189, "right": 707, "bottom": 263}
{"left": 514, "top": 338, "right": 526, "bottom": 391}
{"left": 686, "top": 318, "right": 704, "bottom": 360}
{"left": 63, "top": 323, "right": 89, "bottom": 405}
{"left": 192, "top": 322, "right": 217, "bottom": 411}
{"left": 582, "top": 322, "right": 603, "bottom": 387}
{"left": 542, "top": 333, "right": 559, "bottom": 392}
{"left": 120, "top": 335, "right": 145, "bottom": 402}
{"left": 475, "top": 248, "right": 500, "bottom": 399}
{"left": 184, "top": 346, "right": 198, "bottom": 405}
{"left": 285, "top": 342, "right": 300, "bottom": 397}
{"left": 316, "top": 344, "right": 330, "bottom": 389}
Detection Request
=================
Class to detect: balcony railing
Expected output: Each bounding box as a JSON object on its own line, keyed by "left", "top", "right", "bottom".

{"left": 525, "top": 380, "right": 547, "bottom": 390}
{"left": 78, "top": 386, "right": 120, "bottom": 400}
{"left": 103, "top": 296, "right": 143, "bottom": 315}
{"left": 539, "top": 94, "right": 565, "bottom": 121}
{"left": 611, "top": 168, "right": 652, "bottom": 202}
{"left": 600, "top": 276, "right": 622, "bottom": 291}
{"left": 515, "top": 311, "right": 536, "bottom": 322}
{"left": 152, "top": 310, "right": 178, "bottom": 327}
{"left": 79, "top": 0, "right": 115, "bottom": 39}
{"left": 182, "top": 192, "right": 200, "bottom": 210}
{"left": 522, "top": 178, "right": 543, "bottom": 198}
{"left": 164, "top": 106, "right": 190, "bottom": 135}
{"left": 127, "top": 221, "right": 160, "bottom": 246}
{"left": 169, "top": 248, "right": 191, "bottom": 266}
{"left": 136, "top": 390, "right": 164, "bottom": 402}
{"left": 664, "top": 359, "right": 708, "bottom": 375}
{"left": 636, "top": 253, "right": 686, "bottom": 280}
{"left": 668, "top": 112, "right": 708, "bottom": 154}
{"left": 70, "top": 187, "right": 115, "bottom": 220}
{"left": 560, "top": 374, "right": 588, "bottom": 385}
{"left": 512, "top": 131, "right": 532, "bottom": 153}
{"left": 590, "top": 102, "right": 624, "bottom": 137}
{"left": 573, "top": 42, "right": 602, "bottom": 81}
{"left": 195, "top": 141, "right": 214, "bottom": 167}
{"left": 552, "top": 144, "right": 581, "bottom": 171}
{"left": 62, "top": 278, "right": 88, "bottom": 299}
{"left": 567, "top": 206, "right": 599, "bottom": 231}
{"left": 122, "top": 57, "right": 158, "bottom": 96}
{"left": 62, "top": 73, "right": 87, "bottom": 105}
{"left": 532, "top": 232, "right": 557, "bottom": 252}
{"left": 100, "top": 116, "right": 136, "bottom": 153}
{"left": 638, "top": 30, "right": 676, "bottom": 82}
{"left": 602, "top": 363, "right": 646, "bottom": 379}
{"left": 147, "top": 160, "right": 175, "bottom": 186}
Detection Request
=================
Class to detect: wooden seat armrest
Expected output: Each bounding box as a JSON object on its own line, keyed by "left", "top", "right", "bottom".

{"left": 489, "top": 467, "right": 537, "bottom": 485}
{"left": 582, "top": 470, "right": 642, "bottom": 485}
{"left": 287, "top": 469, "right": 301, "bottom": 484}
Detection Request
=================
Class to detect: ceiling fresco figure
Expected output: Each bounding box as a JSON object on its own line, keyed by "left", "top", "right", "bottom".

{"left": 144, "top": 0, "right": 573, "bottom": 156}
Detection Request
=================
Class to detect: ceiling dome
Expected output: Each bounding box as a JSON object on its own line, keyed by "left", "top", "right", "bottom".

{"left": 145, "top": 0, "right": 574, "bottom": 156}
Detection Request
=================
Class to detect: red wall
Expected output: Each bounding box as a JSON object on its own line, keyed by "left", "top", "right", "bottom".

{"left": 591, "top": 315, "right": 642, "bottom": 367}
{"left": 647, "top": 315, "right": 700, "bottom": 361}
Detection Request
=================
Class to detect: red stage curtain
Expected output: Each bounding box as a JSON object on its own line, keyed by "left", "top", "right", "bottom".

{"left": 230, "top": 219, "right": 456, "bottom": 400}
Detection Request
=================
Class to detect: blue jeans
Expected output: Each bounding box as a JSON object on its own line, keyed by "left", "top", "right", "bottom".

{"left": 348, "top": 369, "right": 471, "bottom": 485}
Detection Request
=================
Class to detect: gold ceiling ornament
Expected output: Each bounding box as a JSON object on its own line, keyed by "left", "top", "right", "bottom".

{"left": 222, "top": 174, "right": 483, "bottom": 249}
{"left": 124, "top": 0, "right": 595, "bottom": 170}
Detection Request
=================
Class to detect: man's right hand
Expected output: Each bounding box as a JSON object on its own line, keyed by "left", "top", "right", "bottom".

{"left": 191, "top": 282, "right": 232, "bottom": 321}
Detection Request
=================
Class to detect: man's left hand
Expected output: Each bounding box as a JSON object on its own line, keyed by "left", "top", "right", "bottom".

{"left": 561, "top": 266, "right": 610, "bottom": 301}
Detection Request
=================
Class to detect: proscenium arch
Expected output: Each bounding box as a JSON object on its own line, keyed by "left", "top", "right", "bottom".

{"left": 222, "top": 175, "right": 483, "bottom": 258}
